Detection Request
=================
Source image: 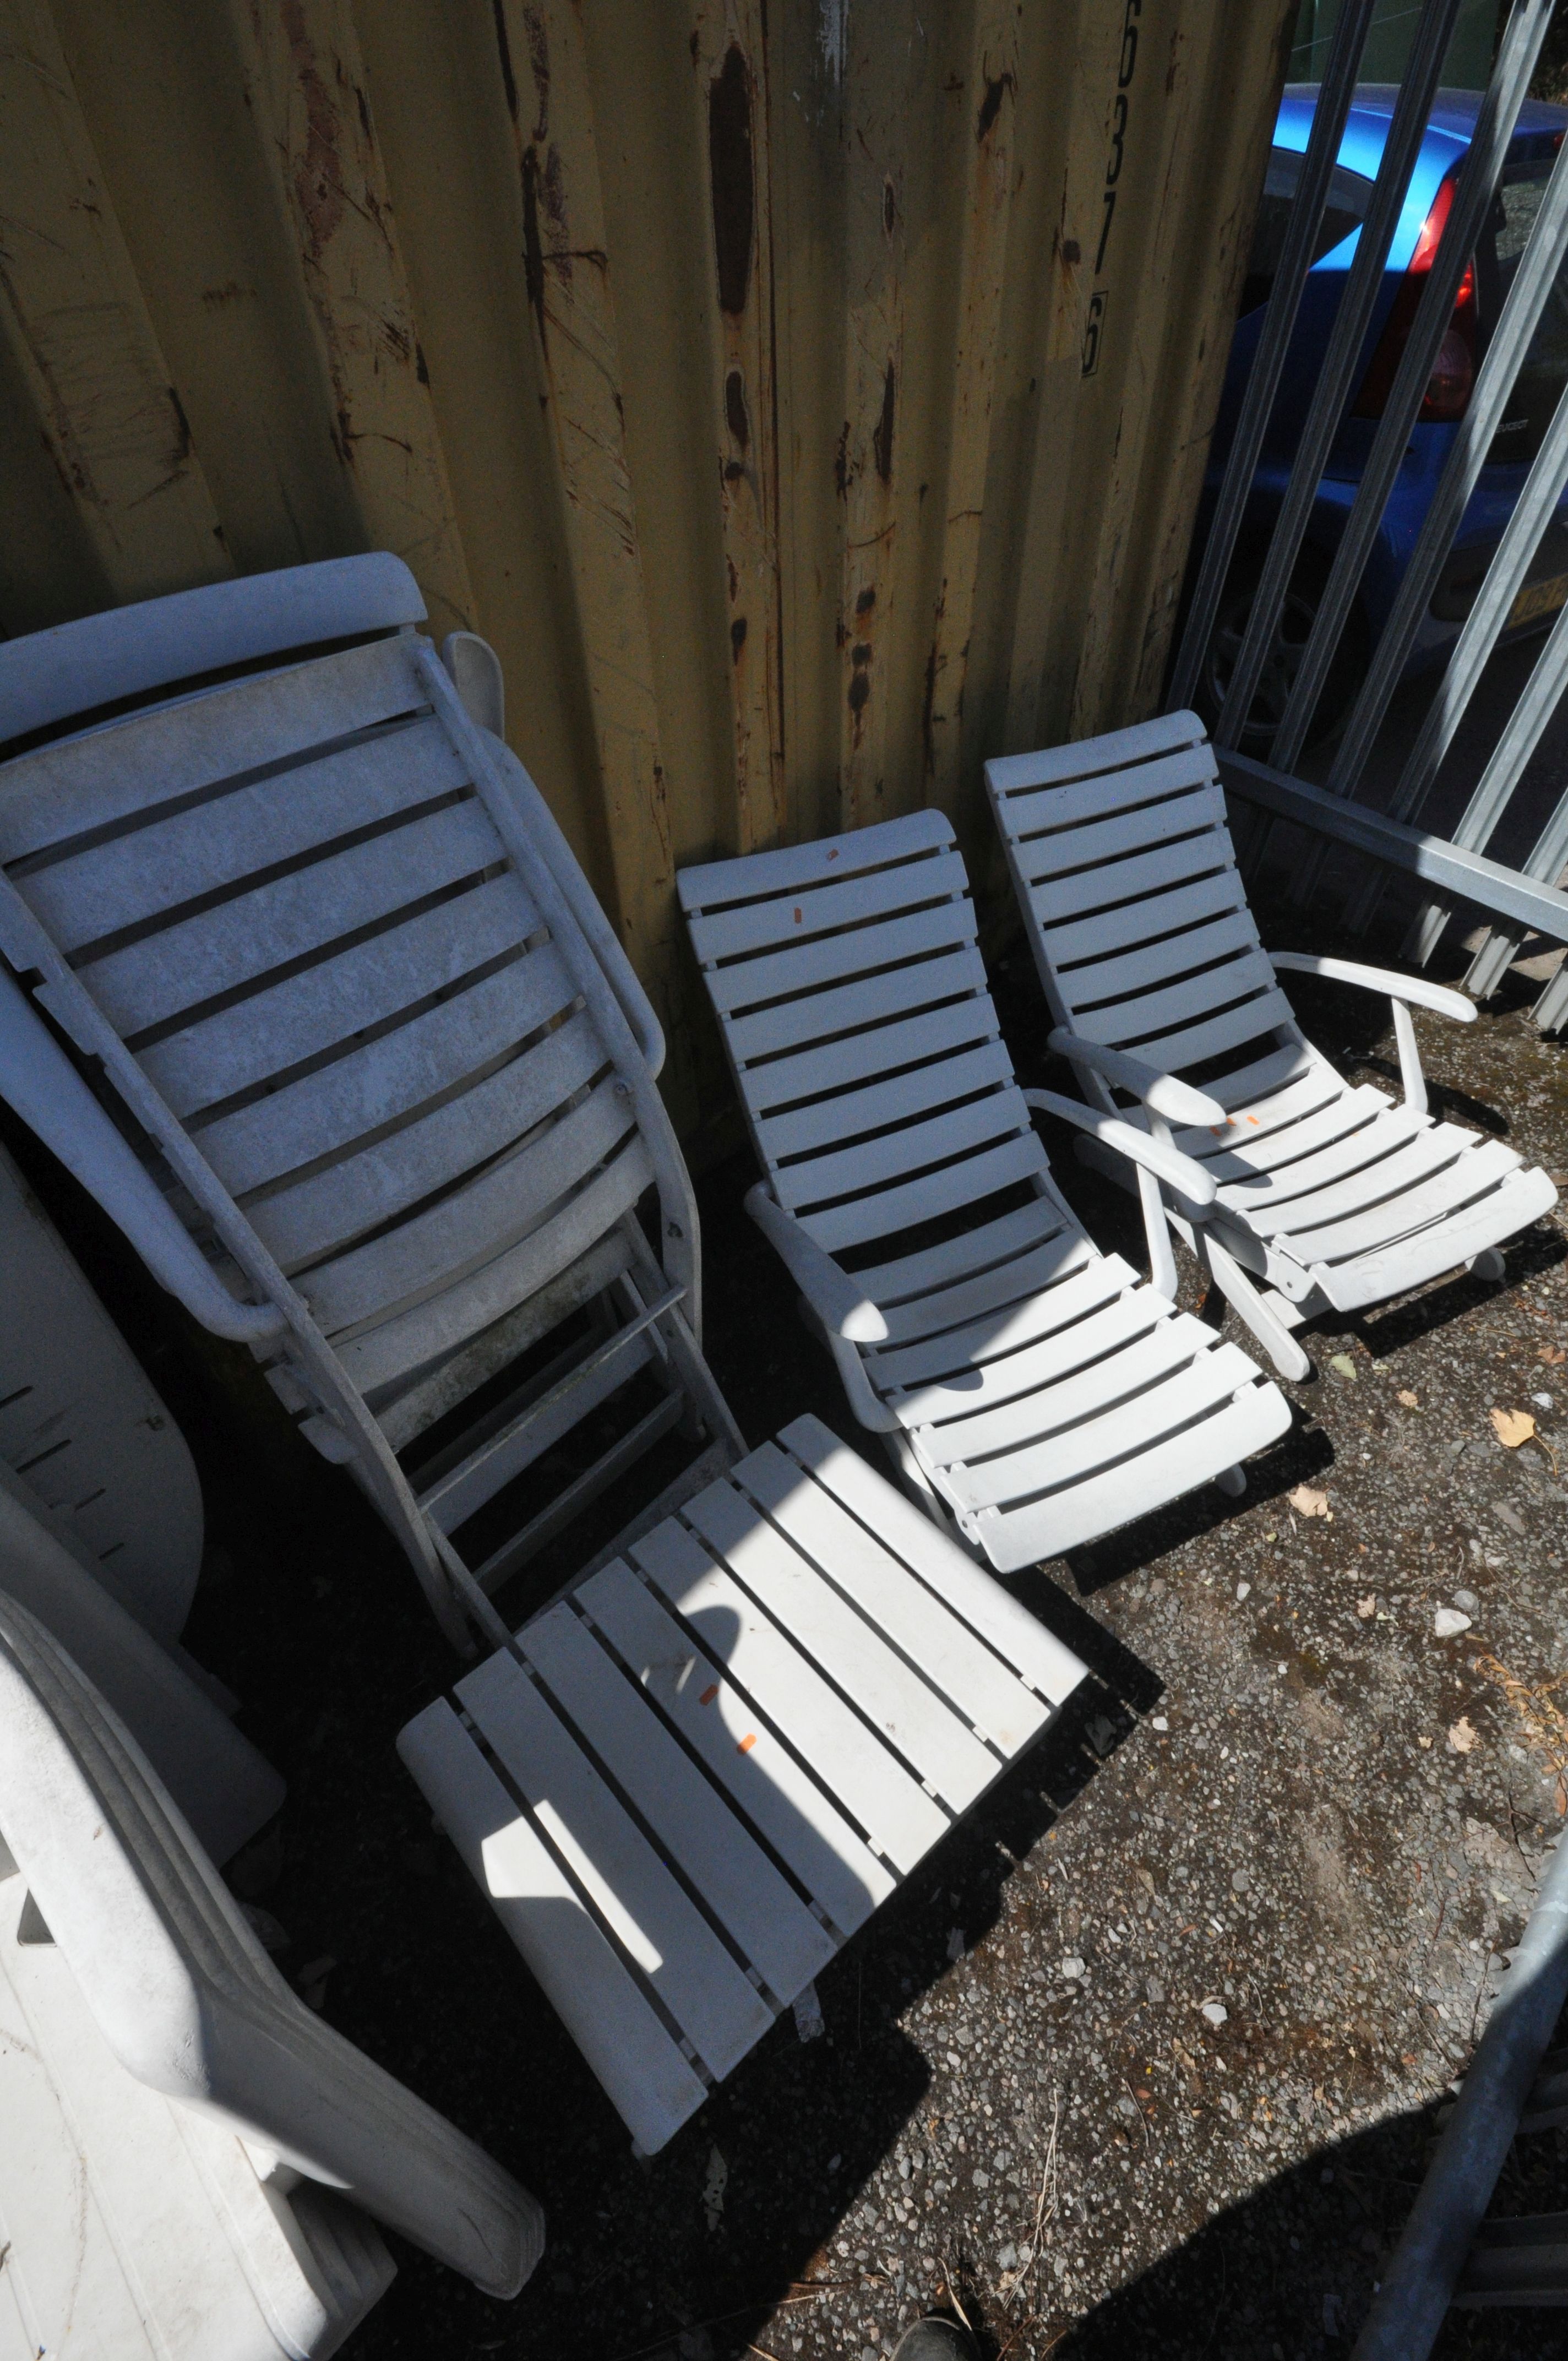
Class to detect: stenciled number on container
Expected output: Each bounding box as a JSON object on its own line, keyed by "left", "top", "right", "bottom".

{"left": 1083, "top": 0, "right": 1140, "bottom": 376}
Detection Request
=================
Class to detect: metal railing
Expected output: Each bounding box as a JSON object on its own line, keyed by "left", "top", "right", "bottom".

{"left": 1169, "top": 0, "right": 1568, "bottom": 1032}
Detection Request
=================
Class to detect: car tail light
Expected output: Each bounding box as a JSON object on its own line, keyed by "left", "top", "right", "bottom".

{"left": 1353, "top": 170, "right": 1476, "bottom": 423}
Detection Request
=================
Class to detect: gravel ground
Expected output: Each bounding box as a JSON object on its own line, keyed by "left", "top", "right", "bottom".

{"left": 12, "top": 899, "right": 1567, "bottom": 2361}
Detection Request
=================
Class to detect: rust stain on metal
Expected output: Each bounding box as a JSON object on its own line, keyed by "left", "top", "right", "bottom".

{"left": 872, "top": 362, "right": 895, "bottom": 484}
{"left": 709, "top": 44, "right": 754, "bottom": 316}
{"left": 725, "top": 368, "right": 750, "bottom": 451}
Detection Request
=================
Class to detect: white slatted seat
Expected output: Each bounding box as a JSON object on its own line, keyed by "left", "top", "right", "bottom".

{"left": 986, "top": 710, "right": 1560, "bottom": 1378}
{"left": 0, "top": 559, "right": 741, "bottom": 1650}
{"left": 399, "top": 1413, "right": 1087, "bottom": 2153}
{"left": 0, "top": 1586, "right": 543, "bottom": 2348}
{"left": 677, "top": 816, "right": 1290, "bottom": 1573}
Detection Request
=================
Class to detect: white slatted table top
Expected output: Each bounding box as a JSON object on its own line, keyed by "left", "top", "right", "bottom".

{"left": 399, "top": 1415, "right": 1087, "bottom": 2152}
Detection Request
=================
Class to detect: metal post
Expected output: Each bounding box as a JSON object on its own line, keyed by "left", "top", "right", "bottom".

{"left": 1214, "top": 0, "right": 1463, "bottom": 758}
{"left": 1166, "top": 0, "right": 1375, "bottom": 715}
{"left": 1330, "top": 127, "right": 1568, "bottom": 824}
{"left": 1351, "top": 1834, "right": 1568, "bottom": 2361}
{"left": 1272, "top": 0, "right": 1556, "bottom": 786}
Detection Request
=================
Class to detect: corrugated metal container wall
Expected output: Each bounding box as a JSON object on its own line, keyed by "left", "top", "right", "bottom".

{"left": 0, "top": 0, "right": 1292, "bottom": 1143}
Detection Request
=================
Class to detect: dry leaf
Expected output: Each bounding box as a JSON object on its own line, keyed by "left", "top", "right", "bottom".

{"left": 1289, "top": 1484, "right": 1330, "bottom": 1519}
{"left": 1491, "top": 1407, "right": 1537, "bottom": 1449}
{"left": 1329, "top": 1354, "right": 1357, "bottom": 1382}
{"left": 1447, "top": 1717, "right": 1478, "bottom": 1755}
{"left": 1356, "top": 1595, "right": 1376, "bottom": 1619}
{"left": 1398, "top": 1389, "right": 1419, "bottom": 1408}
{"left": 1539, "top": 1345, "right": 1565, "bottom": 1367}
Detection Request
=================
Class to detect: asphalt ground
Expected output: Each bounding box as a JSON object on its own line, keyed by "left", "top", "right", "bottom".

{"left": 8, "top": 891, "right": 1567, "bottom": 2361}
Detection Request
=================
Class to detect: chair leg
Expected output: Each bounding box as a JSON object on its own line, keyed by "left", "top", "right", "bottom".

{"left": 1468, "top": 1246, "right": 1506, "bottom": 1282}
{"left": 1196, "top": 1230, "right": 1313, "bottom": 1383}
{"left": 1216, "top": 1464, "right": 1246, "bottom": 1497}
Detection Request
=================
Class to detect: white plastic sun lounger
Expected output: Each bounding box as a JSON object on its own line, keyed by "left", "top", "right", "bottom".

{"left": 0, "top": 1137, "right": 203, "bottom": 1644}
{"left": 986, "top": 711, "right": 1560, "bottom": 1381}
{"left": 0, "top": 559, "right": 741, "bottom": 1651}
{"left": 677, "top": 815, "right": 1291, "bottom": 1573}
{"left": 400, "top": 1412, "right": 1087, "bottom": 2154}
{"left": 0, "top": 1588, "right": 543, "bottom": 2357}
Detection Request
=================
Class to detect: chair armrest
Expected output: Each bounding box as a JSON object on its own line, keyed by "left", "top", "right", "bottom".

{"left": 744, "top": 1183, "right": 889, "bottom": 1343}
{"left": 482, "top": 730, "right": 667, "bottom": 1079}
{"left": 1269, "top": 951, "right": 1475, "bottom": 1023}
{"left": 0, "top": 970, "right": 285, "bottom": 1343}
{"left": 1047, "top": 1029, "right": 1226, "bottom": 1126}
{"left": 1024, "top": 1089, "right": 1218, "bottom": 1206}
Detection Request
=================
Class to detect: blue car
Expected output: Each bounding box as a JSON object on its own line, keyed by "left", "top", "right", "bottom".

{"left": 1190, "top": 82, "right": 1568, "bottom": 752}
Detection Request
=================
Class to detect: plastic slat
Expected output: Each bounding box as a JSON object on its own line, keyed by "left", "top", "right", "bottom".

{"left": 1068, "top": 949, "right": 1280, "bottom": 1051}
{"left": 1009, "top": 782, "right": 1227, "bottom": 888}
{"left": 969, "top": 1377, "right": 1292, "bottom": 1576}
{"left": 986, "top": 711, "right": 1206, "bottom": 799}
{"left": 868, "top": 1253, "right": 1136, "bottom": 1392}
{"left": 418, "top": 1331, "right": 656, "bottom": 1533}
{"left": 1042, "top": 868, "right": 1249, "bottom": 971}
{"left": 81, "top": 801, "right": 509, "bottom": 1040}
{"left": 894, "top": 1287, "right": 1175, "bottom": 1434}
{"left": 873, "top": 1221, "right": 1082, "bottom": 1346}
{"left": 916, "top": 1310, "right": 1213, "bottom": 1466}
{"left": 758, "top": 1038, "right": 1014, "bottom": 1165}
{"left": 1278, "top": 1138, "right": 1522, "bottom": 1266}
{"left": 1175, "top": 1068, "right": 1357, "bottom": 1165}
{"left": 198, "top": 950, "right": 583, "bottom": 1203}
{"left": 701, "top": 899, "right": 977, "bottom": 1019}
{"left": 1204, "top": 1042, "right": 1318, "bottom": 1113}
{"left": 395, "top": 1696, "right": 707, "bottom": 2156}
{"left": 1210, "top": 1101, "right": 1427, "bottom": 1206}
{"left": 682, "top": 1473, "right": 997, "bottom": 1812}
{"left": 1026, "top": 831, "right": 1233, "bottom": 928}
{"left": 678, "top": 809, "right": 952, "bottom": 911}
{"left": 993, "top": 742, "right": 1217, "bottom": 845}
{"left": 457, "top": 1650, "right": 775, "bottom": 2078}
{"left": 139, "top": 876, "right": 547, "bottom": 1121}
{"left": 723, "top": 949, "right": 987, "bottom": 1075}
{"left": 736, "top": 1443, "right": 1047, "bottom": 1756}
{"left": 0, "top": 638, "right": 424, "bottom": 863}
{"left": 518, "top": 1603, "right": 834, "bottom": 2001}
{"left": 304, "top": 1077, "right": 636, "bottom": 1335}
{"left": 799, "top": 1133, "right": 1048, "bottom": 1256}
{"left": 22, "top": 717, "right": 464, "bottom": 955}
{"left": 1248, "top": 1125, "right": 1474, "bottom": 1242}
{"left": 773, "top": 1086, "right": 1030, "bottom": 1215}
{"left": 630, "top": 1515, "right": 948, "bottom": 1873}
{"left": 940, "top": 1341, "right": 1265, "bottom": 1513}
{"left": 576, "top": 1559, "right": 894, "bottom": 1932}
{"left": 1115, "top": 987, "right": 1298, "bottom": 1076}
{"left": 687, "top": 848, "right": 969, "bottom": 965}
{"left": 1311, "top": 1166, "right": 1559, "bottom": 1307}
{"left": 743, "top": 995, "right": 999, "bottom": 1122}
{"left": 334, "top": 1144, "right": 652, "bottom": 1392}
{"left": 1058, "top": 910, "right": 1262, "bottom": 1018}
{"left": 850, "top": 1199, "right": 1071, "bottom": 1305}
{"left": 248, "top": 1008, "right": 607, "bottom": 1270}
{"left": 778, "top": 1415, "right": 1088, "bottom": 1703}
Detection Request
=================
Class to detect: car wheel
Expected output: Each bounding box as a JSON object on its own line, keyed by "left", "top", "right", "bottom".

{"left": 1197, "top": 549, "right": 1370, "bottom": 759}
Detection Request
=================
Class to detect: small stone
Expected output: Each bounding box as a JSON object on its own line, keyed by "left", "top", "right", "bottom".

{"left": 1146, "top": 1978, "right": 1166, "bottom": 2003}
{"left": 1533, "top": 1391, "right": 1554, "bottom": 1410}
{"left": 1398, "top": 1389, "right": 1419, "bottom": 1408}
{"left": 1452, "top": 1589, "right": 1479, "bottom": 1614}
{"left": 1151, "top": 1715, "right": 1169, "bottom": 1731}
{"left": 996, "top": 2241, "right": 1017, "bottom": 2272}
{"left": 1200, "top": 2000, "right": 1229, "bottom": 2027}
{"left": 1434, "top": 1607, "right": 1473, "bottom": 1638}
{"left": 1356, "top": 1594, "right": 1376, "bottom": 1618}
{"left": 972, "top": 2168, "right": 990, "bottom": 2189}
{"left": 1235, "top": 1581, "right": 1251, "bottom": 1601}
{"left": 1448, "top": 1716, "right": 1478, "bottom": 1755}
{"left": 1231, "top": 1868, "right": 1250, "bottom": 1893}
{"left": 1060, "top": 1956, "right": 1086, "bottom": 1981}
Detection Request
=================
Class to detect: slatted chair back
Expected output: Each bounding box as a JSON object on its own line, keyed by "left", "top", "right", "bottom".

{"left": 679, "top": 810, "right": 1055, "bottom": 1270}
{"left": 0, "top": 584, "right": 712, "bottom": 1645}
{"left": 986, "top": 709, "right": 1306, "bottom": 1108}
{"left": 0, "top": 1585, "right": 542, "bottom": 2295}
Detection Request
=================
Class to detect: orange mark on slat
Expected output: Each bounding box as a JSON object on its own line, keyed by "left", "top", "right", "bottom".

{"left": 737, "top": 1732, "right": 758, "bottom": 1754}
{"left": 700, "top": 1684, "right": 719, "bottom": 1706}
{"left": 794, "top": 907, "right": 803, "bottom": 923}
